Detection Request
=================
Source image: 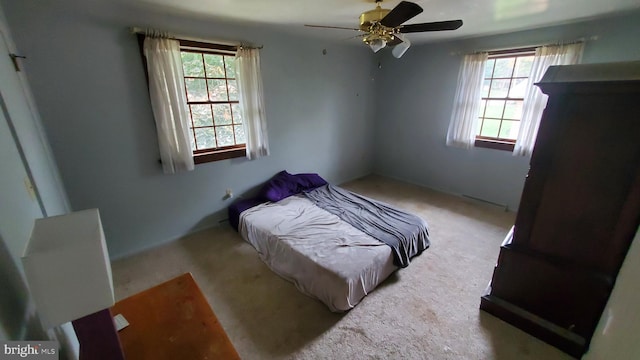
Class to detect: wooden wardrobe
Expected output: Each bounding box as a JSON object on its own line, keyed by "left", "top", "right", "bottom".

{"left": 480, "top": 61, "right": 640, "bottom": 358}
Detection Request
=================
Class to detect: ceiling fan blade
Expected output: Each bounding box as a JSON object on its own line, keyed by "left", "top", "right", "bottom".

{"left": 380, "top": 1, "right": 423, "bottom": 28}
{"left": 399, "top": 20, "right": 463, "bottom": 33}
{"left": 304, "top": 24, "right": 361, "bottom": 31}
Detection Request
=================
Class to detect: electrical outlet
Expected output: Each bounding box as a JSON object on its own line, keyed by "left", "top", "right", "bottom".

{"left": 223, "top": 188, "right": 233, "bottom": 200}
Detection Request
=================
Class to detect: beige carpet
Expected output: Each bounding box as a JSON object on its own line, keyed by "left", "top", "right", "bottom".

{"left": 111, "top": 175, "right": 573, "bottom": 360}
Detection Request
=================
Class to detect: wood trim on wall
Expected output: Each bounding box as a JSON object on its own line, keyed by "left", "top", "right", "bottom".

{"left": 475, "top": 138, "right": 516, "bottom": 152}
{"left": 193, "top": 147, "right": 245, "bottom": 164}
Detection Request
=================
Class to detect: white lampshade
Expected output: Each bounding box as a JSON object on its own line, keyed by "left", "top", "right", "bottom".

{"left": 22, "top": 209, "right": 115, "bottom": 329}
{"left": 392, "top": 34, "right": 411, "bottom": 59}
{"left": 368, "top": 38, "right": 386, "bottom": 53}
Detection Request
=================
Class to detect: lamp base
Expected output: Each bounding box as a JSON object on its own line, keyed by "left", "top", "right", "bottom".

{"left": 72, "top": 308, "right": 124, "bottom": 360}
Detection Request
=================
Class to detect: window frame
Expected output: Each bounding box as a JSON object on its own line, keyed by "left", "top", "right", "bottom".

{"left": 475, "top": 47, "right": 536, "bottom": 152}
{"left": 137, "top": 35, "right": 246, "bottom": 164}
{"left": 179, "top": 40, "right": 246, "bottom": 163}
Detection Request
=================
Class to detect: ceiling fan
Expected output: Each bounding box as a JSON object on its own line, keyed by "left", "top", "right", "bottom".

{"left": 305, "top": 0, "right": 463, "bottom": 58}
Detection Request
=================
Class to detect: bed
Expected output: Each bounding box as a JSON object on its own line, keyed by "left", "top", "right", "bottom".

{"left": 229, "top": 171, "right": 430, "bottom": 312}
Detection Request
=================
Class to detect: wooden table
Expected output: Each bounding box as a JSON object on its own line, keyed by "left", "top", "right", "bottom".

{"left": 111, "top": 273, "right": 240, "bottom": 359}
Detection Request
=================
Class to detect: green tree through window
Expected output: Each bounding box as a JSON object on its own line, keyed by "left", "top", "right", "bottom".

{"left": 181, "top": 50, "right": 245, "bottom": 154}
{"left": 477, "top": 51, "right": 534, "bottom": 143}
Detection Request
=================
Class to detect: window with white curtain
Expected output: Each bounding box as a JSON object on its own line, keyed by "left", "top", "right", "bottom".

{"left": 477, "top": 49, "right": 535, "bottom": 151}
{"left": 447, "top": 43, "right": 583, "bottom": 155}
{"left": 141, "top": 34, "right": 269, "bottom": 172}
{"left": 178, "top": 41, "right": 247, "bottom": 164}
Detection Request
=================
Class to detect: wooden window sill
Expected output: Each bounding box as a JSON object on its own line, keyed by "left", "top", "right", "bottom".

{"left": 475, "top": 138, "right": 515, "bottom": 152}
{"left": 194, "top": 147, "right": 246, "bottom": 164}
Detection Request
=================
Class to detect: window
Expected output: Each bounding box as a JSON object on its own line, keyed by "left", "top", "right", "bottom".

{"left": 475, "top": 49, "right": 534, "bottom": 151}
{"left": 139, "top": 33, "right": 269, "bottom": 171}
{"left": 448, "top": 43, "right": 582, "bottom": 154}
{"left": 179, "top": 41, "right": 246, "bottom": 163}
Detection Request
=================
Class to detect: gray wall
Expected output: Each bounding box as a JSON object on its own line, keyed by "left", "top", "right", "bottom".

{"left": 0, "top": 81, "right": 41, "bottom": 342}
{"left": 2, "top": 1, "right": 640, "bottom": 356}
{"left": 373, "top": 9, "right": 640, "bottom": 211}
{"left": 0, "top": 4, "right": 77, "bottom": 356}
{"left": 585, "top": 229, "right": 640, "bottom": 360}
{"left": 4, "top": 0, "right": 640, "bottom": 258}
{"left": 2, "top": 0, "right": 377, "bottom": 258}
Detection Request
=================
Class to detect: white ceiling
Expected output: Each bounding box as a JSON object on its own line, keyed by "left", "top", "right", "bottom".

{"left": 135, "top": 0, "right": 640, "bottom": 44}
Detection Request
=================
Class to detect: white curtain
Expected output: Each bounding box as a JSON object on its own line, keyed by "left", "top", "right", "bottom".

{"left": 513, "top": 43, "right": 584, "bottom": 156}
{"left": 236, "top": 47, "right": 270, "bottom": 159}
{"left": 446, "top": 52, "right": 489, "bottom": 149}
{"left": 143, "top": 37, "right": 194, "bottom": 174}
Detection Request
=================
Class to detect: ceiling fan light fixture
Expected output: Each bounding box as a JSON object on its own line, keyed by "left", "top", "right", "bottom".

{"left": 363, "top": 23, "right": 394, "bottom": 53}
{"left": 391, "top": 33, "right": 411, "bottom": 58}
{"left": 392, "top": 40, "right": 410, "bottom": 58}
{"left": 306, "top": 1, "right": 463, "bottom": 59}
{"left": 368, "top": 38, "right": 387, "bottom": 53}
{"left": 359, "top": 1, "right": 391, "bottom": 31}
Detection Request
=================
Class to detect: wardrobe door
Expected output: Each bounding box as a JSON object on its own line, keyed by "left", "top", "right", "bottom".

{"left": 525, "top": 88, "right": 640, "bottom": 274}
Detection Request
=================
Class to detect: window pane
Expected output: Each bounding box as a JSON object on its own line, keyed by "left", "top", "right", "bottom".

{"left": 478, "top": 53, "right": 533, "bottom": 144}
{"left": 225, "top": 56, "right": 236, "bottom": 78}
{"left": 207, "top": 79, "right": 228, "bottom": 101}
{"left": 481, "top": 80, "right": 491, "bottom": 98}
{"left": 485, "top": 100, "right": 505, "bottom": 118}
{"left": 185, "top": 79, "right": 208, "bottom": 101}
{"left": 227, "top": 79, "right": 238, "bottom": 101}
{"left": 204, "top": 54, "right": 225, "bottom": 78}
{"left": 508, "top": 77, "right": 529, "bottom": 98}
{"left": 514, "top": 56, "right": 534, "bottom": 77}
{"left": 476, "top": 118, "right": 482, "bottom": 135}
{"left": 181, "top": 52, "right": 204, "bottom": 77}
{"left": 195, "top": 127, "right": 216, "bottom": 150}
{"left": 234, "top": 124, "right": 246, "bottom": 144}
{"left": 212, "top": 104, "right": 232, "bottom": 125}
{"left": 480, "top": 119, "right": 501, "bottom": 138}
{"left": 499, "top": 120, "right": 520, "bottom": 140}
{"left": 504, "top": 100, "right": 523, "bottom": 120}
{"left": 232, "top": 103, "right": 242, "bottom": 124}
{"left": 478, "top": 100, "right": 487, "bottom": 117}
{"left": 489, "top": 79, "right": 510, "bottom": 98}
{"left": 493, "top": 58, "right": 515, "bottom": 78}
{"left": 483, "top": 59, "right": 495, "bottom": 78}
{"left": 215, "top": 126, "right": 235, "bottom": 147}
{"left": 190, "top": 104, "right": 213, "bottom": 127}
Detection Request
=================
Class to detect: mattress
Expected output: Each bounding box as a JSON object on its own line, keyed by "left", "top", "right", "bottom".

{"left": 239, "top": 194, "right": 397, "bottom": 311}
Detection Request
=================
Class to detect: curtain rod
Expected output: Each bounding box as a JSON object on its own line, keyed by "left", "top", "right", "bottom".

{"left": 129, "top": 27, "right": 263, "bottom": 49}
{"left": 451, "top": 36, "right": 597, "bottom": 56}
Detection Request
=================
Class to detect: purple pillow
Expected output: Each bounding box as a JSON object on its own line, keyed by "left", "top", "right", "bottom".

{"left": 295, "top": 173, "right": 327, "bottom": 191}
{"left": 257, "top": 171, "right": 329, "bottom": 202}
{"left": 258, "top": 171, "right": 300, "bottom": 202}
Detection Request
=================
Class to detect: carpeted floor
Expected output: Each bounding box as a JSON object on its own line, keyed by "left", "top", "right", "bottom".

{"left": 111, "top": 175, "right": 573, "bottom": 360}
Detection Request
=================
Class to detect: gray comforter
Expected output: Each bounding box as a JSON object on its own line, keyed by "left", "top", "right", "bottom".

{"left": 304, "top": 184, "right": 430, "bottom": 268}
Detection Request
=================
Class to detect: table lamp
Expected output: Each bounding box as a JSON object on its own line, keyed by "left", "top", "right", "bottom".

{"left": 22, "top": 208, "right": 124, "bottom": 360}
